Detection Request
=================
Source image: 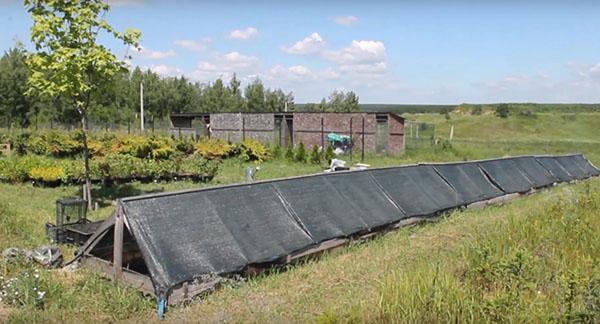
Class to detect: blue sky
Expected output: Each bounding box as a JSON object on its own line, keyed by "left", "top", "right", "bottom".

{"left": 1, "top": 0, "right": 600, "bottom": 104}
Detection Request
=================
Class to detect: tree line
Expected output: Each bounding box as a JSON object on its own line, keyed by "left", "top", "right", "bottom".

{"left": 0, "top": 45, "right": 360, "bottom": 129}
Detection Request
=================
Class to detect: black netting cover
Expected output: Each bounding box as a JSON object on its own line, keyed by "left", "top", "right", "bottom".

{"left": 571, "top": 154, "right": 600, "bottom": 177}
{"left": 431, "top": 163, "right": 504, "bottom": 204}
{"left": 99, "top": 154, "right": 596, "bottom": 299}
{"left": 477, "top": 159, "right": 534, "bottom": 193}
{"left": 274, "top": 172, "right": 404, "bottom": 243}
{"left": 535, "top": 156, "right": 573, "bottom": 182}
{"left": 122, "top": 183, "right": 314, "bottom": 294}
{"left": 370, "top": 165, "right": 462, "bottom": 216}
{"left": 511, "top": 157, "right": 557, "bottom": 188}
{"left": 555, "top": 155, "right": 591, "bottom": 180}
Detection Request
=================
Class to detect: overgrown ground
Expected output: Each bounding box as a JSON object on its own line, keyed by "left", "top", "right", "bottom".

{"left": 0, "top": 111, "right": 599, "bottom": 322}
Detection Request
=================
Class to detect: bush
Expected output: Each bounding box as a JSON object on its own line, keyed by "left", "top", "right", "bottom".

{"left": 324, "top": 144, "right": 335, "bottom": 164}
{"left": 180, "top": 155, "right": 219, "bottom": 177}
{"left": 175, "top": 137, "right": 196, "bottom": 155}
{"left": 239, "top": 139, "right": 269, "bottom": 162}
{"left": 270, "top": 145, "right": 282, "bottom": 159}
{"left": 309, "top": 145, "right": 321, "bottom": 164}
{"left": 471, "top": 106, "right": 483, "bottom": 115}
{"left": 294, "top": 142, "right": 307, "bottom": 163}
{"left": 284, "top": 145, "right": 295, "bottom": 161}
{"left": 195, "top": 139, "right": 235, "bottom": 159}
{"left": 495, "top": 104, "right": 510, "bottom": 118}
{"left": 28, "top": 167, "right": 66, "bottom": 183}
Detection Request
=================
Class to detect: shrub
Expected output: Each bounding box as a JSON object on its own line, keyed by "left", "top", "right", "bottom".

{"left": 471, "top": 106, "right": 483, "bottom": 115}
{"left": 324, "top": 144, "right": 335, "bottom": 164}
{"left": 270, "top": 145, "right": 282, "bottom": 159}
{"left": 195, "top": 139, "right": 235, "bottom": 159}
{"left": 294, "top": 142, "right": 307, "bottom": 163}
{"left": 175, "top": 137, "right": 196, "bottom": 155}
{"left": 495, "top": 104, "right": 510, "bottom": 118}
{"left": 284, "top": 145, "right": 295, "bottom": 161}
{"left": 239, "top": 139, "right": 269, "bottom": 162}
{"left": 309, "top": 145, "right": 321, "bottom": 164}
{"left": 180, "top": 155, "right": 219, "bottom": 177}
{"left": 28, "top": 167, "right": 66, "bottom": 183}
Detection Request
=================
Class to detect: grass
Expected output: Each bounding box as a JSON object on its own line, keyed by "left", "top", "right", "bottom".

{"left": 0, "top": 111, "right": 599, "bottom": 322}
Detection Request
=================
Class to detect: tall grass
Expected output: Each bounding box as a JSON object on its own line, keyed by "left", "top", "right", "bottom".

{"left": 378, "top": 183, "right": 599, "bottom": 323}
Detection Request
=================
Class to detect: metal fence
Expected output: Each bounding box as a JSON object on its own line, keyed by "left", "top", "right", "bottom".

{"left": 405, "top": 121, "right": 436, "bottom": 150}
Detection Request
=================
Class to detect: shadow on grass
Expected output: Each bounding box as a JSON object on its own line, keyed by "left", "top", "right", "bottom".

{"left": 91, "top": 183, "right": 164, "bottom": 208}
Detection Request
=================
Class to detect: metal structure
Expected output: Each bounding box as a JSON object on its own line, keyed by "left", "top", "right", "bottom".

{"left": 46, "top": 198, "right": 102, "bottom": 245}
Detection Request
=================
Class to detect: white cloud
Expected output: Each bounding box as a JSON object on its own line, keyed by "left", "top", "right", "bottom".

{"left": 190, "top": 51, "right": 260, "bottom": 81}
{"left": 281, "top": 32, "right": 326, "bottom": 55}
{"left": 334, "top": 15, "right": 359, "bottom": 26}
{"left": 174, "top": 38, "right": 211, "bottom": 52}
{"left": 228, "top": 27, "right": 259, "bottom": 40}
{"left": 288, "top": 65, "right": 312, "bottom": 76}
{"left": 149, "top": 64, "right": 182, "bottom": 76}
{"left": 130, "top": 45, "right": 176, "bottom": 59}
{"left": 324, "top": 40, "right": 386, "bottom": 65}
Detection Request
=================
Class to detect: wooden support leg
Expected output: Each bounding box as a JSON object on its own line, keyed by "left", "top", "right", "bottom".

{"left": 113, "top": 210, "right": 124, "bottom": 281}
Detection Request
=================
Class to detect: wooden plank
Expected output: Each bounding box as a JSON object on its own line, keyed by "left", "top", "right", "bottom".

{"left": 81, "top": 256, "right": 155, "bottom": 296}
{"left": 286, "top": 238, "right": 348, "bottom": 262}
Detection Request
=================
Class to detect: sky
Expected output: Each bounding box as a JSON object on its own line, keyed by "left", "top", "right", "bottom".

{"left": 1, "top": 0, "right": 600, "bottom": 104}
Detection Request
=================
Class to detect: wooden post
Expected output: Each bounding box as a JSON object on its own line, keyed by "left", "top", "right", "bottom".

{"left": 113, "top": 210, "right": 124, "bottom": 281}
{"left": 242, "top": 116, "right": 246, "bottom": 141}
{"left": 140, "top": 82, "right": 144, "bottom": 132}
{"left": 349, "top": 117, "right": 353, "bottom": 161}
{"left": 361, "top": 117, "right": 365, "bottom": 162}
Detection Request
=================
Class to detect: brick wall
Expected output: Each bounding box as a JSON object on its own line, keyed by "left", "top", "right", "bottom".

{"left": 293, "top": 113, "right": 379, "bottom": 153}
{"left": 210, "top": 113, "right": 274, "bottom": 144}
{"left": 174, "top": 112, "right": 405, "bottom": 154}
{"left": 388, "top": 114, "right": 405, "bottom": 155}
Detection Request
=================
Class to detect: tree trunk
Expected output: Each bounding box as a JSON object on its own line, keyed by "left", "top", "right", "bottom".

{"left": 81, "top": 112, "right": 93, "bottom": 210}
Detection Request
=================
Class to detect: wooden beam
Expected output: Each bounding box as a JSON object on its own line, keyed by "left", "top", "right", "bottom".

{"left": 113, "top": 208, "right": 124, "bottom": 281}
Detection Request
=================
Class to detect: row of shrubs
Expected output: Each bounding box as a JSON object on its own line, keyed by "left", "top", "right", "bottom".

{"left": 0, "top": 132, "right": 270, "bottom": 162}
{"left": 0, "top": 154, "right": 219, "bottom": 185}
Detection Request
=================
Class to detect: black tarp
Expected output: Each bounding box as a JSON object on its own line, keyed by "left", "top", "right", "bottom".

{"left": 274, "top": 172, "right": 404, "bottom": 243}
{"left": 511, "top": 156, "right": 557, "bottom": 188}
{"left": 122, "top": 183, "right": 314, "bottom": 294}
{"left": 80, "top": 154, "right": 597, "bottom": 300}
{"left": 555, "top": 155, "right": 591, "bottom": 180}
{"left": 477, "top": 159, "right": 534, "bottom": 193}
{"left": 535, "top": 156, "right": 573, "bottom": 182}
{"left": 571, "top": 154, "right": 600, "bottom": 177}
{"left": 431, "top": 162, "right": 504, "bottom": 204}
{"left": 370, "top": 165, "right": 462, "bottom": 216}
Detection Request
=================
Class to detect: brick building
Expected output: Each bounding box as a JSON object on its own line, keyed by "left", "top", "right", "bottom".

{"left": 169, "top": 112, "right": 405, "bottom": 155}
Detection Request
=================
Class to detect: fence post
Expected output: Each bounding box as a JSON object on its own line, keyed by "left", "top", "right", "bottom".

{"left": 361, "top": 117, "right": 365, "bottom": 162}
{"left": 349, "top": 117, "right": 353, "bottom": 161}
{"left": 242, "top": 117, "right": 246, "bottom": 141}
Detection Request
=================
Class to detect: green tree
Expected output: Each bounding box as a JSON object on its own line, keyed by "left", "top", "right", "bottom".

{"left": 343, "top": 91, "right": 359, "bottom": 112}
{"left": 25, "top": 0, "right": 141, "bottom": 208}
{"left": 309, "top": 145, "right": 321, "bottom": 164}
{"left": 294, "top": 142, "right": 307, "bottom": 163}
{"left": 244, "top": 78, "right": 265, "bottom": 112}
{"left": 227, "top": 73, "right": 244, "bottom": 112}
{"left": 0, "top": 45, "right": 33, "bottom": 128}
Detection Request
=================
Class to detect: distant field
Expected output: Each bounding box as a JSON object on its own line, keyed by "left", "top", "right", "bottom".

{"left": 359, "top": 103, "right": 600, "bottom": 114}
